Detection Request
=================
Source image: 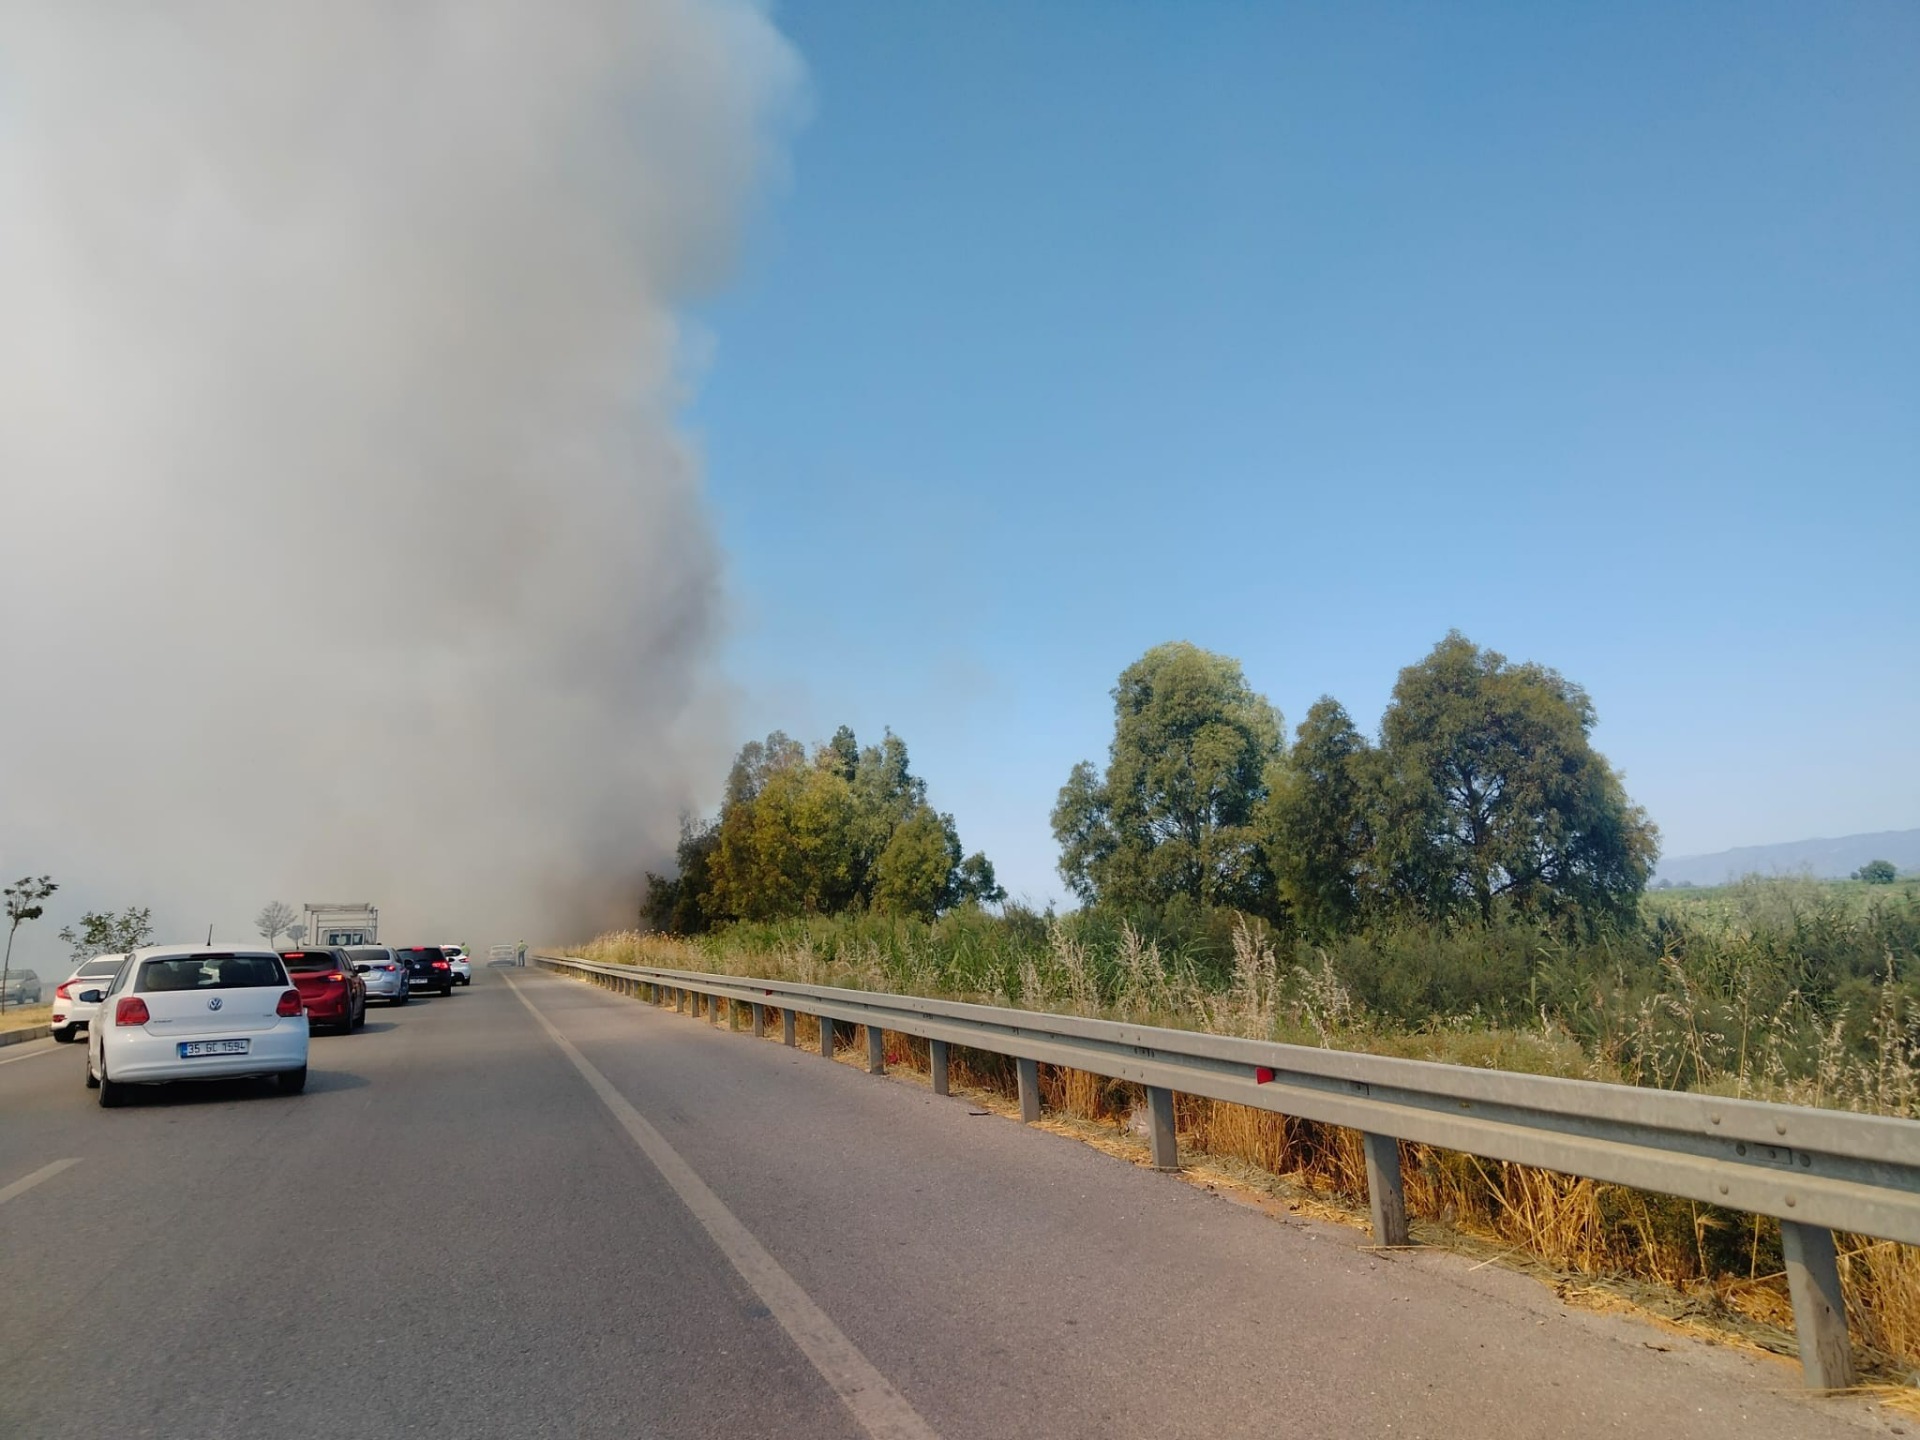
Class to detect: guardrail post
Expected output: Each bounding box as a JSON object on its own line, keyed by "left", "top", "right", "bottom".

{"left": 782, "top": 1009, "right": 796, "bottom": 1047}
{"left": 710, "top": 994, "right": 723, "bottom": 1026}
{"left": 675, "top": 987, "right": 686, "bottom": 1013}
{"left": 752, "top": 1002, "right": 765, "bottom": 1038}
{"left": 867, "top": 1025, "right": 886, "bottom": 1075}
{"left": 1362, "top": 1133, "right": 1410, "bottom": 1248}
{"left": 820, "top": 1017, "right": 836, "bottom": 1058}
{"left": 1017, "top": 1057, "right": 1040, "bottom": 1123}
{"left": 1146, "top": 1086, "right": 1178, "bottom": 1170}
{"left": 1782, "top": 1222, "right": 1855, "bottom": 1389}
{"left": 930, "top": 1040, "right": 950, "bottom": 1096}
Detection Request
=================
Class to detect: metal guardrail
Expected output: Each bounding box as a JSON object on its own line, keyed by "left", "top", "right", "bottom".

{"left": 537, "top": 954, "right": 1920, "bottom": 1390}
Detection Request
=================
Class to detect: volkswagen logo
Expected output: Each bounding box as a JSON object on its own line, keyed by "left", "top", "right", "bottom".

{"left": 208, "top": 997, "right": 223, "bottom": 1011}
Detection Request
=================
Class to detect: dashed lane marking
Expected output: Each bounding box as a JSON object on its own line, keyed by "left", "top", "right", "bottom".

{"left": 0, "top": 1158, "right": 81, "bottom": 1208}
{"left": 0, "top": 1042, "right": 59, "bottom": 1067}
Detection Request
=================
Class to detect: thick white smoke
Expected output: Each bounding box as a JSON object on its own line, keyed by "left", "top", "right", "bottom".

{"left": 0, "top": 3, "right": 800, "bottom": 947}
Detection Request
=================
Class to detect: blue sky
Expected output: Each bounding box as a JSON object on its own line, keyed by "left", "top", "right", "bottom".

{"left": 690, "top": 1, "right": 1920, "bottom": 907}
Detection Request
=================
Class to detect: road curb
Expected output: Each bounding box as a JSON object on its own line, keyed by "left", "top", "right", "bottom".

{"left": 0, "top": 1026, "right": 49, "bottom": 1050}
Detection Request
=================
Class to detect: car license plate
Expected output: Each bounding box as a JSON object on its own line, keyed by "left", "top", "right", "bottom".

{"left": 178, "top": 1039, "right": 249, "bottom": 1058}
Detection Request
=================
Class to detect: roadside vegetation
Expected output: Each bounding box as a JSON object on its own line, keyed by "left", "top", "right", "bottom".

{"left": 593, "top": 631, "right": 1920, "bottom": 1377}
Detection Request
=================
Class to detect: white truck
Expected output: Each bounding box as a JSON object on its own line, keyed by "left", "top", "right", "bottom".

{"left": 303, "top": 902, "right": 379, "bottom": 947}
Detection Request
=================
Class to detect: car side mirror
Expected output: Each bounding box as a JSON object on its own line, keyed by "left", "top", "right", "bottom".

{"left": 77, "top": 989, "right": 106, "bottom": 1004}
{"left": 353, "top": 964, "right": 371, "bottom": 973}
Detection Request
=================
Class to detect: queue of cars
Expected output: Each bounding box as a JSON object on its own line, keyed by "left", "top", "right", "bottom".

{"left": 56, "top": 942, "right": 471, "bottom": 1107}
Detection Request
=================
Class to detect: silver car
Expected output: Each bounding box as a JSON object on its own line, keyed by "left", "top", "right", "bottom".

{"left": 346, "top": 946, "right": 410, "bottom": 1005}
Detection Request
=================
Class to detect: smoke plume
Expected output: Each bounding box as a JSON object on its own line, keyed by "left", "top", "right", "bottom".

{"left": 0, "top": 3, "right": 800, "bottom": 945}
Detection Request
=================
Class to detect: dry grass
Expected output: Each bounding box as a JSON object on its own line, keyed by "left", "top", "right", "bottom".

{"left": 0, "top": 1003, "right": 52, "bottom": 1036}
{"left": 560, "top": 924, "right": 1920, "bottom": 1385}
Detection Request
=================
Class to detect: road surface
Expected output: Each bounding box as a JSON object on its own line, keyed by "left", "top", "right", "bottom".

{"left": 0, "top": 966, "right": 1895, "bottom": 1438}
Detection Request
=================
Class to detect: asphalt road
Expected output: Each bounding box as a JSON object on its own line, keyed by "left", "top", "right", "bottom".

{"left": 0, "top": 966, "right": 1898, "bottom": 1439}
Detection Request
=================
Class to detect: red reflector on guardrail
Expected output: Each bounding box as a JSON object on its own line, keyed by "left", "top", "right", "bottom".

{"left": 1255, "top": 1067, "right": 1275, "bottom": 1084}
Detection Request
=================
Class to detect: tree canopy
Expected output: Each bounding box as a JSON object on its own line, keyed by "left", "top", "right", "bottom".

{"left": 1372, "top": 632, "right": 1658, "bottom": 928}
{"left": 1261, "top": 698, "right": 1373, "bottom": 938}
{"left": 59, "top": 905, "right": 155, "bottom": 966}
{"left": 1053, "top": 642, "right": 1282, "bottom": 912}
{"left": 1056, "top": 633, "right": 1658, "bottom": 938}
{"left": 643, "top": 727, "right": 1001, "bottom": 932}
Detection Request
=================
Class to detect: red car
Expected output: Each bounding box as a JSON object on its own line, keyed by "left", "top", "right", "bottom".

{"left": 279, "top": 948, "right": 367, "bottom": 1033}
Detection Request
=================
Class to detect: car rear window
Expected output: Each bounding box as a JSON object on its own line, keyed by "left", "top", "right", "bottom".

{"left": 78, "top": 958, "right": 123, "bottom": 978}
{"left": 280, "top": 951, "right": 342, "bottom": 973}
{"left": 397, "top": 947, "right": 443, "bottom": 960}
{"left": 346, "top": 947, "right": 391, "bottom": 963}
{"left": 138, "top": 955, "right": 286, "bottom": 990}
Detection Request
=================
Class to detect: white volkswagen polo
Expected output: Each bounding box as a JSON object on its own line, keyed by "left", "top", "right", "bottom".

{"left": 84, "top": 945, "right": 309, "bottom": 1107}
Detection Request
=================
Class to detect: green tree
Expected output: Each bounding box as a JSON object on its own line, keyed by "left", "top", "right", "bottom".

{"left": 1053, "top": 642, "right": 1283, "bottom": 912}
{"left": 657, "top": 726, "right": 999, "bottom": 926}
{"left": 1855, "top": 859, "right": 1898, "bottom": 885}
{"left": 953, "top": 850, "right": 1007, "bottom": 907}
{"left": 1375, "top": 632, "right": 1657, "bottom": 928}
{"left": 58, "top": 905, "right": 155, "bottom": 967}
{"left": 871, "top": 806, "right": 961, "bottom": 919}
{"left": 711, "top": 751, "right": 862, "bottom": 919}
{"left": 2, "top": 874, "right": 57, "bottom": 1014}
{"left": 642, "top": 817, "right": 722, "bottom": 933}
{"left": 1261, "top": 698, "right": 1374, "bottom": 937}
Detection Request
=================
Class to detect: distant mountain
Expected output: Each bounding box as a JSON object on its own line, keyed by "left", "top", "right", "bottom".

{"left": 1655, "top": 829, "right": 1920, "bottom": 887}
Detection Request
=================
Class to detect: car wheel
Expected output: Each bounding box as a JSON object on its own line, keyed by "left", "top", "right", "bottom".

{"left": 352, "top": 1000, "right": 366, "bottom": 1029}
{"left": 278, "top": 1066, "right": 308, "bottom": 1095}
{"left": 53, "top": 1025, "right": 76, "bottom": 1044}
{"left": 84, "top": 1051, "right": 100, "bottom": 1088}
{"left": 98, "top": 1058, "right": 126, "bottom": 1108}
{"left": 395, "top": 989, "right": 409, "bottom": 1006}
{"left": 441, "top": 982, "right": 453, "bottom": 997}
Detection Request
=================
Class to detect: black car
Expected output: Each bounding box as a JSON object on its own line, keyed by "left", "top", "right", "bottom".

{"left": 393, "top": 946, "right": 455, "bottom": 997}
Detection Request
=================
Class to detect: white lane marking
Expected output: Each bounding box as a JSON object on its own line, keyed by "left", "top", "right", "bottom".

{"left": 0, "top": 1042, "right": 58, "bottom": 1067}
{"left": 0, "top": 1158, "right": 81, "bottom": 1207}
{"left": 505, "top": 973, "right": 941, "bottom": 1440}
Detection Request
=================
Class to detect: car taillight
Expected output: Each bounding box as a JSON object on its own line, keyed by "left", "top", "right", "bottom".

{"left": 115, "top": 997, "right": 150, "bottom": 1026}
{"left": 380, "top": 964, "right": 397, "bottom": 972}
{"left": 432, "top": 960, "right": 449, "bottom": 970}
{"left": 325, "top": 972, "right": 346, "bottom": 982}
{"left": 56, "top": 981, "right": 74, "bottom": 1000}
{"left": 276, "top": 989, "right": 304, "bottom": 1018}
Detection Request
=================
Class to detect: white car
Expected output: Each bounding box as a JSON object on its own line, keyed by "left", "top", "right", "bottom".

{"left": 347, "top": 945, "right": 410, "bottom": 1004}
{"left": 442, "top": 944, "right": 472, "bottom": 986}
{"left": 84, "top": 945, "right": 309, "bottom": 1107}
{"left": 50, "top": 953, "right": 127, "bottom": 1042}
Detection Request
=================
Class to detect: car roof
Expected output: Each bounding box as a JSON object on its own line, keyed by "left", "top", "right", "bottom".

{"left": 131, "top": 943, "right": 280, "bottom": 960}
{"left": 64, "top": 954, "right": 126, "bottom": 974}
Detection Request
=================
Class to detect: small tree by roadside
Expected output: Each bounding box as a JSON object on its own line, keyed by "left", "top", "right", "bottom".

{"left": 2, "top": 875, "right": 58, "bottom": 1014}
{"left": 1854, "top": 859, "right": 1898, "bottom": 885}
{"left": 57, "top": 906, "right": 155, "bottom": 968}
{"left": 284, "top": 922, "right": 308, "bottom": 945}
{"left": 256, "top": 901, "right": 298, "bottom": 946}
